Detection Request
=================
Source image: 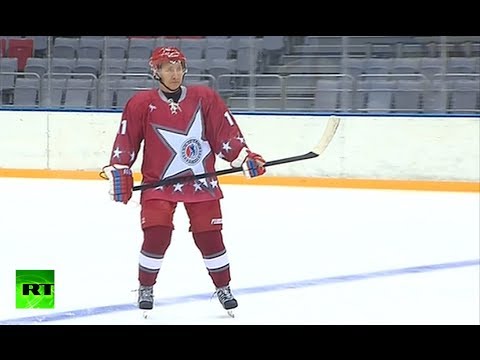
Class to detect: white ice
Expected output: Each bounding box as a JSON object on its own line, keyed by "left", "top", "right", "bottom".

{"left": 0, "top": 177, "right": 478, "bottom": 325}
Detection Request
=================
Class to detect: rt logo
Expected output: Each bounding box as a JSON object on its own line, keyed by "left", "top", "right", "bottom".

{"left": 16, "top": 270, "right": 55, "bottom": 309}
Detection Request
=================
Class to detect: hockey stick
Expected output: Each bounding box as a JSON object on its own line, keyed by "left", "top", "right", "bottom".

{"left": 132, "top": 115, "right": 341, "bottom": 192}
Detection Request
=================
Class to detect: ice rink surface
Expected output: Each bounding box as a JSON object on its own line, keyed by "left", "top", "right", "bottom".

{"left": 0, "top": 177, "right": 478, "bottom": 325}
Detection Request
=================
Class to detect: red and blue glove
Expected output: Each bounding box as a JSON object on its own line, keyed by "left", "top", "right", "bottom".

{"left": 102, "top": 164, "right": 133, "bottom": 204}
{"left": 231, "top": 148, "right": 266, "bottom": 178}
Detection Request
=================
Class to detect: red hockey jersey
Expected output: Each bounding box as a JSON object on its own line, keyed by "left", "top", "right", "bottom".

{"left": 108, "top": 85, "right": 249, "bottom": 203}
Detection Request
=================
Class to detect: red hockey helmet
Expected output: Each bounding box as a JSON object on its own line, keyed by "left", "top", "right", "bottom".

{"left": 149, "top": 46, "right": 187, "bottom": 73}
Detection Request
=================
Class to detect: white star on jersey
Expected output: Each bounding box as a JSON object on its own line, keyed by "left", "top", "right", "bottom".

{"left": 153, "top": 107, "right": 212, "bottom": 180}
{"left": 222, "top": 141, "right": 232, "bottom": 153}
{"left": 112, "top": 147, "right": 122, "bottom": 160}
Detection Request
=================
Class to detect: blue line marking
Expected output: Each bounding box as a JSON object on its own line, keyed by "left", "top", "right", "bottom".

{"left": 2, "top": 108, "right": 479, "bottom": 118}
{"left": 1, "top": 259, "right": 478, "bottom": 325}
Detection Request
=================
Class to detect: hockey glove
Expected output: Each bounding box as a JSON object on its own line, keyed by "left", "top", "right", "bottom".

{"left": 231, "top": 148, "right": 266, "bottom": 179}
{"left": 102, "top": 164, "right": 133, "bottom": 204}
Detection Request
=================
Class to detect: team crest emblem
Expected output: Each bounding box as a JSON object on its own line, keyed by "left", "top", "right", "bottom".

{"left": 181, "top": 138, "right": 202, "bottom": 165}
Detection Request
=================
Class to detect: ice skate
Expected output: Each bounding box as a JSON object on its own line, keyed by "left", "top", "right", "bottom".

{"left": 138, "top": 285, "right": 154, "bottom": 317}
{"left": 215, "top": 285, "right": 238, "bottom": 318}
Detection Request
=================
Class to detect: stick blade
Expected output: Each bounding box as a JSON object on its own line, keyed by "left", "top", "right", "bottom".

{"left": 312, "top": 115, "right": 341, "bottom": 156}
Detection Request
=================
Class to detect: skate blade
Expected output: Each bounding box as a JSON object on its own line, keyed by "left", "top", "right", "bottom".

{"left": 227, "top": 310, "right": 235, "bottom": 318}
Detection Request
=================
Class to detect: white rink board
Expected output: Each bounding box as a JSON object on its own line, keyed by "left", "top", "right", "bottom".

{"left": 0, "top": 110, "right": 479, "bottom": 181}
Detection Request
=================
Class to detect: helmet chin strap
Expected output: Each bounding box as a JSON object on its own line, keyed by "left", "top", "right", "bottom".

{"left": 159, "top": 78, "right": 180, "bottom": 93}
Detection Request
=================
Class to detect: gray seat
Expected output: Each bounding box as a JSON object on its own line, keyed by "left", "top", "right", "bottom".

{"left": 180, "top": 39, "right": 206, "bottom": 60}
{"left": 314, "top": 77, "right": 354, "bottom": 112}
{"left": 64, "top": 78, "right": 96, "bottom": 108}
{"left": 461, "top": 41, "right": 480, "bottom": 57}
{"left": 115, "top": 78, "right": 151, "bottom": 108}
{"left": 358, "top": 79, "right": 396, "bottom": 112}
{"left": 73, "top": 58, "right": 101, "bottom": 77}
{"left": 353, "top": 78, "right": 370, "bottom": 110}
{"left": 41, "top": 77, "right": 67, "bottom": 107}
{"left": 33, "top": 36, "right": 48, "bottom": 57}
{"left": 207, "top": 59, "right": 236, "bottom": 89}
{"left": 13, "top": 78, "right": 40, "bottom": 106}
{"left": 156, "top": 37, "right": 181, "bottom": 48}
{"left": 449, "top": 79, "right": 480, "bottom": 113}
{"left": 369, "top": 43, "right": 395, "bottom": 58}
{"left": 235, "top": 38, "right": 263, "bottom": 74}
{"left": 337, "top": 78, "right": 355, "bottom": 111}
{"left": 230, "top": 36, "right": 252, "bottom": 53}
{"left": 391, "top": 58, "right": 421, "bottom": 74}
{"left": 97, "top": 77, "right": 117, "bottom": 108}
{"left": 104, "top": 38, "right": 129, "bottom": 59}
{"left": 313, "top": 79, "right": 339, "bottom": 111}
{"left": 78, "top": 37, "right": 104, "bottom": 59}
{"left": 0, "top": 57, "right": 18, "bottom": 72}
{"left": 0, "top": 58, "right": 18, "bottom": 91}
{"left": 103, "top": 58, "right": 127, "bottom": 74}
{"left": 364, "top": 58, "right": 393, "bottom": 75}
{"left": 24, "top": 57, "right": 49, "bottom": 78}
{"left": 301, "top": 36, "right": 343, "bottom": 57}
{"left": 396, "top": 43, "right": 425, "bottom": 57}
{"left": 186, "top": 59, "right": 207, "bottom": 75}
{"left": 51, "top": 58, "right": 75, "bottom": 74}
{"left": 366, "top": 91, "right": 394, "bottom": 112}
{"left": 262, "top": 36, "right": 285, "bottom": 65}
{"left": 205, "top": 44, "right": 230, "bottom": 67}
{"left": 420, "top": 57, "right": 445, "bottom": 81}
{"left": 53, "top": 37, "right": 79, "bottom": 58}
{"left": 128, "top": 38, "right": 155, "bottom": 59}
{"left": 393, "top": 79, "right": 425, "bottom": 112}
{"left": 126, "top": 58, "right": 150, "bottom": 75}
{"left": 342, "top": 58, "right": 366, "bottom": 80}
{"left": 184, "top": 74, "right": 215, "bottom": 88}
{"left": 423, "top": 79, "right": 449, "bottom": 113}
{"left": 447, "top": 57, "right": 478, "bottom": 74}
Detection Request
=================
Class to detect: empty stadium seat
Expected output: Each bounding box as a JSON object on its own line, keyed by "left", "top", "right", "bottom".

{"left": 423, "top": 79, "right": 449, "bottom": 113}
{"left": 179, "top": 39, "right": 206, "bottom": 60}
{"left": 103, "top": 58, "right": 127, "bottom": 74}
{"left": 0, "top": 58, "right": 18, "bottom": 103}
{"left": 115, "top": 78, "right": 152, "bottom": 108}
{"left": 24, "top": 57, "right": 49, "bottom": 78}
{"left": 77, "top": 37, "right": 104, "bottom": 59}
{"left": 393, "top": 79, "right": 425, "bottom": 112}
{"left": 53, "top": 37, "right": 79, "bottom": 58}
{"left": 126, "top": 58, "right": 150, "bottom": 74}
{"left": 314, "top": 77, "right": 354, "bottom": 112}
{"left": 104, "top": 38, "right": 129, "bottom": 59}
{"left": 205, "top": 40, "right": 230, "bottom": 67}
{"left": 64, "top": 78, "right": 97, "bottom": 108}
{"left": 128, "top": 38, "right": 155, "bottom": 59}
{"left": 73, "top": 58, "right": 101, "bottom": 77}
{"left": 13, "top": 77, "right": 40, "bottom": 106}
{"left": 41, "top": 77, "right": 67, "bottom": 107}
{"left": 448, "top": 78, "right": 480, "bottom": 113}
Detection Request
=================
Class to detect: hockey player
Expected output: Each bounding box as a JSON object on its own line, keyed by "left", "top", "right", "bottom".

{"left": 102, "top": 46, "right": 266, "bottom": 314}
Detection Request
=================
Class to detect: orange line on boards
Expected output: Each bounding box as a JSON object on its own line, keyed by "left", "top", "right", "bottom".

{"left": 0, "top": 168, "right": 478, "bottom": 193}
